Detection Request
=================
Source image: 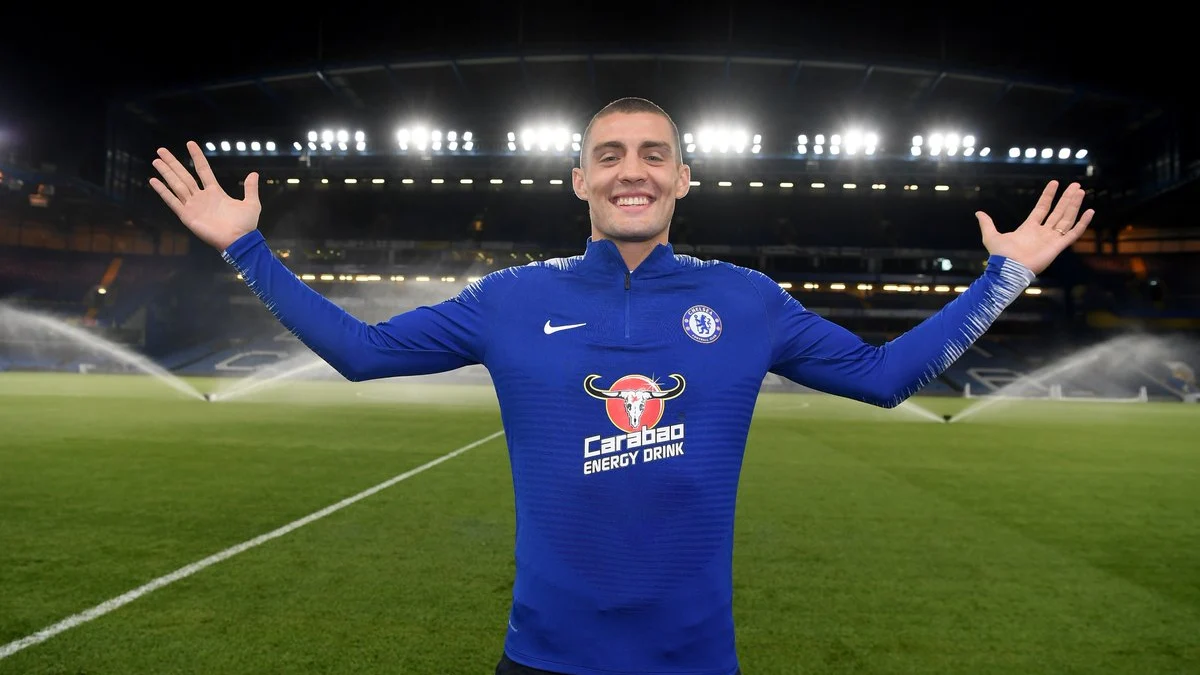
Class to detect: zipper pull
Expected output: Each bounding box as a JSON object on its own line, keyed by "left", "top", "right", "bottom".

{"left": 624, "top": 272, "right": 631, "bottom": 290}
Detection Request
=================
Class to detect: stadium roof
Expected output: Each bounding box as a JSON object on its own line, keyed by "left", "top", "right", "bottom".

{"left": 5, "top": 4, "right": 1192, "bottom": 229}
{"left": 120, "top": 46, "right": 1162, "bottom": 160}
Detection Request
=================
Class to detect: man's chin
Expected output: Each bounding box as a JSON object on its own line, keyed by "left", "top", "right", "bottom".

{"left": 606, "top": 231, "right": 661, "bottom": 243}
{"left": 598, "top": 221, "right": 668, "bottom": 243}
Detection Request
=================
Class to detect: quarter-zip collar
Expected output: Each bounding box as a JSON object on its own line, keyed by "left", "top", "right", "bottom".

{"left": 577, "top": 237, "right": 680, "bottom": 278}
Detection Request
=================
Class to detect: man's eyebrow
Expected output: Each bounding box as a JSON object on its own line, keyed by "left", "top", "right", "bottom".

{"left": 591, "top": 140, "right": 674, "bottom": 155}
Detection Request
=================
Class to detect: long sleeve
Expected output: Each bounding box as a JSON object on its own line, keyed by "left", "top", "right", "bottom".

{"left": 748, "top": 255, "right": 1036, "bottom": 408}
{"left": 220, "top": 230, "right": 515, "bottom": 382}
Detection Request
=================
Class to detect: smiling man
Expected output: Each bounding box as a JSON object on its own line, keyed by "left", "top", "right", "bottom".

{"left": 571, "top": 98, "right": 691, "bottom": 271}
{"left": 150, "top": 96, "right": 1092, "bottom": 675}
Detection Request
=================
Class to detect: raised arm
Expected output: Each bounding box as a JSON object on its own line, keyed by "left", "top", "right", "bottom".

{"left": 750, "top": 180, "right": 1093, "bottom": 408}
{"left": 149, "top": 142, "right": 505, "bottom": 381}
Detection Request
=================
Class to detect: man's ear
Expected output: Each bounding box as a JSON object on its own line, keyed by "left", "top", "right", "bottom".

{"left": 572, "top": 166, "right": 589, "bottom": 201}
{"left": 675, "top": 163, "right": 692, "bottom": 199}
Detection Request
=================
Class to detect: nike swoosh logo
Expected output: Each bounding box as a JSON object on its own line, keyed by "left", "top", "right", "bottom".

{"left": 544, "top": 320, "right": 586, "bottom": 334}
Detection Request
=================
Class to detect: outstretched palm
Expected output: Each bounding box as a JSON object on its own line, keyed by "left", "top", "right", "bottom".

{"left": 975, "top": 180, "right": 1094, "bottom": 275}
{"left": 149, "top": 141, "right": 261, "bottom": 251}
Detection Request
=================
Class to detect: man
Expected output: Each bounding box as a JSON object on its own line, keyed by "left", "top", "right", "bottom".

{"left": 149, "top": 97, "right": 1092, "bottom": 675}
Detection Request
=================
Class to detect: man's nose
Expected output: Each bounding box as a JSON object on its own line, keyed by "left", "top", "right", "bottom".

{"left": 617, "top": 156, "right": 647, "bottom": 181}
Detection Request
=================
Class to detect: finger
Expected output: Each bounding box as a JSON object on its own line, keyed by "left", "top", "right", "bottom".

{"left": 976, "top": 210, "right": 999, "bottom": 239}
{"left": 1046, "top": 183, "right": 1084, "bottom": 231}
{"left": 1027, "top": 180, "right": 1059, "bottom": 226}
{"left": 1065, "top": 209, "right": 1094, "bottom": 243}
{"left": 187, "top": 141, "right": 221, "bottom": 191}
{"left": 152, "top": 158, "right": 194, "bottom": 203}
{"left": 148, "top": 177, "right": 185, "bottom": 217}
{"left": 243, "top": 171, "right": 260, "bottom": 206}
{"left": 157, "top": 146, "right": 200, "bottom": 196}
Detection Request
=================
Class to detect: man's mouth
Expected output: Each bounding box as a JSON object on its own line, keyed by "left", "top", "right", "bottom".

{"left": 612, "top": 195, "right": 654, "bottom": 212}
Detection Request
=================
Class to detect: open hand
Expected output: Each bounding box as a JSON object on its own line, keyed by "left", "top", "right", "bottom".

{"left": 975, "top": 180, "right": 1094, "bottom": 275}
{"left": 149, "top": 141, "right": 261, "bottom": 251}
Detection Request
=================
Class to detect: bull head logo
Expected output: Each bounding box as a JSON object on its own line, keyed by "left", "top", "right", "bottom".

{"left": 584, "top": 373, "right": 686, "bottom": 432}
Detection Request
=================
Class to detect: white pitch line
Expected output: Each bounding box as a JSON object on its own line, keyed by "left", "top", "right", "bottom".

{"left": 0, "top": 429, "right": 506, "bottom": 661}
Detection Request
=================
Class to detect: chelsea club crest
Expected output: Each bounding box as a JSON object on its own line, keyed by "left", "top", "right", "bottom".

{"left": 682, "top": 305, "right": 722, "bottom": 344}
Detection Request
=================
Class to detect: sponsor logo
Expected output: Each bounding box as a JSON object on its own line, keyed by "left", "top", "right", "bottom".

{"left": 580, "top": 373, "right": 687, "bottom": 475}
{"left": 583, "top": 372, "right": 685, "bottom": 433}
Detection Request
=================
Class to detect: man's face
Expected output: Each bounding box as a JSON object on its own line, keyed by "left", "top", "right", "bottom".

{"left": 572, "top": 112, "right": 691, "bottom": 244}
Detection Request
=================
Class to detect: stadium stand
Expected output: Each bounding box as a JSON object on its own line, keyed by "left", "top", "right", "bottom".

{"left": 2, "top": 47, "right": 1197, "bottom": 403}
{"left": 4, "top": 181, "right": 1197, "bottom": 401}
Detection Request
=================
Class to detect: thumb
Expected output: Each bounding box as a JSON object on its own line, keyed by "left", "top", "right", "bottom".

{"left": 243, "top": 171, "right": 260, "bottom": 206}
{"left": 976, "top": 210, "right": 998, "bottom": 240}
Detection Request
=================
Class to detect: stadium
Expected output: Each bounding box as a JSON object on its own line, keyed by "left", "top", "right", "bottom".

{"left": 2, "top": 7, "right": 1198, "bottom": 674}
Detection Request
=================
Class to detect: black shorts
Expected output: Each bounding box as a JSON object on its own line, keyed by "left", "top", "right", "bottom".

{"left": 496, "top": 653, "right": 742, "bottom": 674}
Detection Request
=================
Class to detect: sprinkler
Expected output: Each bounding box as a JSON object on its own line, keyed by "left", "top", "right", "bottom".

{"left": 204, "top": 393, "right": 215, "bottom": 402}
{"left": 942, "top": 414, "right": 952, "bottom": 423}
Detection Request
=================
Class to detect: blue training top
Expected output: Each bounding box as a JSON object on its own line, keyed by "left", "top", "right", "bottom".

{"left": 222, "top": 230, "right": 1034, "bottom": 675}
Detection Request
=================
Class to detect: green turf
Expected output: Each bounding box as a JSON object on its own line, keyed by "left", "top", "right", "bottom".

{"left": 0, "top": 372, "right": 1197, "bottom": 674}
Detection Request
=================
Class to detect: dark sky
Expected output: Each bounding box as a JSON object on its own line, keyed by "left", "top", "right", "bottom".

{"left": 1, "top": 2, "right": 1185, "bottom": 179}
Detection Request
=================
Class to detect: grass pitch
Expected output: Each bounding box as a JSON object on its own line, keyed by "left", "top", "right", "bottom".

{"left": 0, "top": 372, "right": 1197, "bottom": 674}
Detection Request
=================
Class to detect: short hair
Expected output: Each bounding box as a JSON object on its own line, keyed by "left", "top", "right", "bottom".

{"left": 580, "top": 97, "right": 683, "bottom": 167}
